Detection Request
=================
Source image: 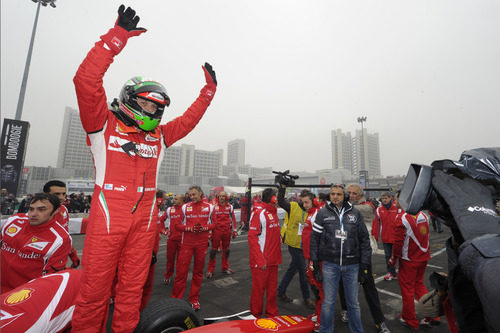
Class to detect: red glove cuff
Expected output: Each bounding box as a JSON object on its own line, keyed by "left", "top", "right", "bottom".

{"left": 100, "top": 25, "right": 146, "bottom": 55}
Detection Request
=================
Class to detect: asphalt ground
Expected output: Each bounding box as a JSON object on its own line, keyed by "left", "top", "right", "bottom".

{"left": 71, "top": 225, "right": 451, "bottom": 332}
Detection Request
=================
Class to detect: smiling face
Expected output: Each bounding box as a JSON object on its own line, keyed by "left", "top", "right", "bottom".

{"left": 28, "top": 199, "right": 56, "bottom": 226}
{"left": 189, "top": 188, "right": 202, "bottom": 203}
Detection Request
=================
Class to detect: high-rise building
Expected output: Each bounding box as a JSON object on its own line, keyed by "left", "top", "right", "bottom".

{"left": 331, "top": 128, "right": 381, "bottom": 178}
{"left": 227, "top": 139, "right": 245, "bottom": 166}
{"left": 57, "top": 107, "right": 94, "bottom": 176}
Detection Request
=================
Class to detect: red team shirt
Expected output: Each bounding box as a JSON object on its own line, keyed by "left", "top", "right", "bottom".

{"left": 1, "top": 214, "right": 71, "bottom": 293}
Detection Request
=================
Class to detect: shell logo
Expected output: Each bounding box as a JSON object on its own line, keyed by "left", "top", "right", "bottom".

{"left": 7, "top": 226, "right": 18, "bottom": 234}
{"left": 255, "top": 318, "right": 279, "bottom": 331}
{"left": 5, "top": 288, "right": 34, "bottom": 305}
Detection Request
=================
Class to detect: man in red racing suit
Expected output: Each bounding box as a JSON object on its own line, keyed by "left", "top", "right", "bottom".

{"left": 163, "top": 193, "right": 185, "bottom": 285}
{"left": 1, "top": 193, "right": 71, "bottom": 294}
{"left": 248, "top": 188, "right": 282, "bottom": 318}
{"left": 71, "top": 6, "right": 217, "bottom": 332}
{"left": 206, "top": 191, "right": 238, "bottom": 278}
{"left": 171, "top": 186, "right": 214, "bottom": 310}
{"left": 389, "top": 192, "right": 433, "bottom": 330}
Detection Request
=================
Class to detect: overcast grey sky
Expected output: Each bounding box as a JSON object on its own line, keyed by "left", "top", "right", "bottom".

{"left": 2, "top": 0, "right": 499, "bottom": 177}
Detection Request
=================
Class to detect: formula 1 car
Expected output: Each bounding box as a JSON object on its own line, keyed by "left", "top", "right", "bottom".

{"left": 1, "top": 269, "right": 316, "bottom": 333}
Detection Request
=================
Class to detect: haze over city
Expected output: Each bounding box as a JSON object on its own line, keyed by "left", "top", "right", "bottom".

{"left": 2, "top": 0, "right": 499, "bottom": 177}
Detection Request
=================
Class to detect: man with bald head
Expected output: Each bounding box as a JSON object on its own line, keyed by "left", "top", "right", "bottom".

{"left": 206, "top": 191, "right": 237, "bottom": 278}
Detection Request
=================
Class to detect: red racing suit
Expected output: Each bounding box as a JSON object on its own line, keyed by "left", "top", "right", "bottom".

{"left": 53, "top": 204, "right": 80, "bottom": 268}
{"left": 248, "top": 202, "right": 282, "bottom": 318}
{"left": 1, "top": 214, "right": 71, "bottom": 294}
{"left": 164, "top": 204, "right": 184, "bottom": 280}
{"left": 171, "top": 201, "right": 214, "bottom": 303}
{"left": 0, "top": 269, "right": 82, "bottom": 333}
{"left": 392, "top": 211, "right": 431, "bottom": 329}
{"left": 207, "top": 202, "right": 237, "bottom": 273}
{"left": 372, "top": 202, "right": 398, "bottom": 243}
{"left": 301, "top": 207, "right": 323, "bottom": 324}
{"left": 71, "top": 38, "right": 216, "bottom": 331}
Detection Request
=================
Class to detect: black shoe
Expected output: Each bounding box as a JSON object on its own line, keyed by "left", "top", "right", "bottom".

{"left": 278, "top": 294, "right": 293, "bottom": 303}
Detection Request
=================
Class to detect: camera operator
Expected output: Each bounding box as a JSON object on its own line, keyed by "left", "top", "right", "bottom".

{"left": 399, "top": 148, "right": 500, "bottom": 333}
{"left": 273, "top": 171, "right": 314, "bottom": 308}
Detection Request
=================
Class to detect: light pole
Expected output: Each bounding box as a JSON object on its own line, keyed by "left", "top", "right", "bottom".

{"left": 357, "top": 116, "right": 367, "bottom": 171}
{"left": 14, "top": 0, "right": 57, "bottom": 121}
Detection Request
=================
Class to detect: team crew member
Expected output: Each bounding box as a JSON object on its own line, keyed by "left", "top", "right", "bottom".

{"left": 299, "top": 191, "right": 322, "bottom": 332}
{"left": 43, "top": 180, "right": 80, "bottom": 268}
{"left": 206, "top": 191, "right": 237, "bottom": 278}
{"left": 171, "top": 186, "right": 214, "bottom": 310}
{"left": 339, "top": 183, "right": 391, "bottom": 333}
{"left": 248, "top": 188, "right": 282, "bottom": 318}
{"left": 310, "top": 184, "right": 371, "bottom": 333}
{"left": 277, "top": 187, "right": 313, "bottom": 308}
{"left": 163, "top": 194, "right": 185, "bottom": 285}
{"left": 1, "top": 193, "right": 72, "bottom": 293}
{"left": 71, "top": 5, "right": 217, "bottom": 332}
{"left": 372, "top": 192, "right": 399, "bottom": 281}
{"left": 389, "top": 192, "right": 434, "bottom": 330}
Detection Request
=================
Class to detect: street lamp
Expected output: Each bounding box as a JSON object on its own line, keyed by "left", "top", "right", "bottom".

{"left": 15, "top": 0, "right": 57, "bottom": 120}
{"left": 357, "top": 116, "right": 367, "bottom": 171}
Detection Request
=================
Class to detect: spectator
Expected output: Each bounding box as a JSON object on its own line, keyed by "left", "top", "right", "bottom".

{"left": 372, "top": 191, "right": 399, "bottom": 281}
{"left": 71, "top": 4, "right": 216, "bottom": 332}
{"left": 1, "top": 193, "right": 18, "bottom": 215}
{"left": 248, "top": 188, "right": 281, "bottom": 318}
{"left": 17, "top": 193, "right": 33, "bottom": 213}
{"left": 206, "top": 191, "right": 238, "bottom": 278}
{"left": 171, "top": 186, "right": 214, "bottom": 311}
{"left": 310, "top": 184, "right": 371, "bottom": 333}
{"left": 1, "top": 193, "right": 71, "bottom": 293}
{"left": 277, "top": 186, "right": 314, "bottom": 309}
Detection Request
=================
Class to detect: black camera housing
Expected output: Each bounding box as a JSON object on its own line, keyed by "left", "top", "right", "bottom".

{"left": 272, "top": 170, "right": 299, "bottom": 187}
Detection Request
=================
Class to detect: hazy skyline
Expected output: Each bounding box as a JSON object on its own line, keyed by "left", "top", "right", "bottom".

{"left": 2, "top": 0, "right": 499, "bottom": 177}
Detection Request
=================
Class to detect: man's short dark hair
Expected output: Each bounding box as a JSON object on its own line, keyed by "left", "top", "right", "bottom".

{"left": 299, "top": 189, "right": 315, "bottom": 202}
{"left": 31, "top": 193, "right": 61, "bottom": 214}
{"left": 43, "top": 180, "right": 67, "bottom": 193}
{"left": 262, "top": 188, "right": 276, "bottom": 203}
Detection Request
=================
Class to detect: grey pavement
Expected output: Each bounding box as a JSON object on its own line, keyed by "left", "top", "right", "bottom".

{"left": 71, "top": 225, "right": 451, "bottom": 332}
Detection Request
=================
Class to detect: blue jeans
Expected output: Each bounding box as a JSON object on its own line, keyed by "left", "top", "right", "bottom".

{"left": 277, "top": 246, "right": 310, "bottom": 301}
{"left": 383, "top": 243, "right": 397, "bottom": 275}
{"left": 320, "top": 261, "right": 363, "bottom": 333}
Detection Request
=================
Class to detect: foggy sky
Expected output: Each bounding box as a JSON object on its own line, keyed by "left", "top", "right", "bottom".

{"left": 2, "top": 0, "right": 499, "bottom": 177}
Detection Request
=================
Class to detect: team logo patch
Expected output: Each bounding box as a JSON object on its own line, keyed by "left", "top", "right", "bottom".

{"left": 108, "top": 136, "right": 158, "bottom": 158}
{"left": 255, "top": 318, "right": 279, "bottom": 331}
{"left": 5, "top": 288, "right": 34, "bottom": 305}
{"left": 5, "top": 225, "right": 21, "bottom": 237}
{"left": 104, "top": 184, "right": 114, "bottom": 190}
{"left": 347, "top": 215, "right": 357, "bottom": 223}
{"left": 419, "top": 225, "right": 428, "bottom": 236}
{"left": 187, "top": 207, "right": 193, "bottom": 212}
{"left": 24, "top": 236, "right": 49, "bottom": 251}
{"left": 268, "top": 214, "right": 274, "bottom": 220}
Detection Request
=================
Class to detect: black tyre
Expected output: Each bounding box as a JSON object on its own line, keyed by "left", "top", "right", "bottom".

{"left": 134, "top": 298, "right": 200, "bottom": 333}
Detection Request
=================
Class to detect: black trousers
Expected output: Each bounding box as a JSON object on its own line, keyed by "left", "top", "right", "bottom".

{"left": 339, "top": 262, "right": 385, "bottom": 325}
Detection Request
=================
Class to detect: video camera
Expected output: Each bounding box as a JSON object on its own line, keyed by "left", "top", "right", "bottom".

{"left": 272, "top": 170, "right": 299, "bottom": 187}
{"left": 399, "top": 148, "right": 500, "bottom": 332}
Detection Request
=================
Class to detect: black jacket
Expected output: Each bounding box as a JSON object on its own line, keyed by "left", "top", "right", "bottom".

{"left": 310, "top": 201, "right": 371, "bottom": 266}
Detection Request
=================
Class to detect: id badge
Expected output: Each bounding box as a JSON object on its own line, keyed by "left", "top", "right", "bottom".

{"left": 335, "top": 229, "right": 347, "bottom": 240}
{"left": 298, "top": 223, "right": 305, "bottom": 236}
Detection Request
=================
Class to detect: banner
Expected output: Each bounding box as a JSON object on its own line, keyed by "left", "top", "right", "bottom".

{"left": 1, "top": 119, "right": 30, "bottom": 196}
